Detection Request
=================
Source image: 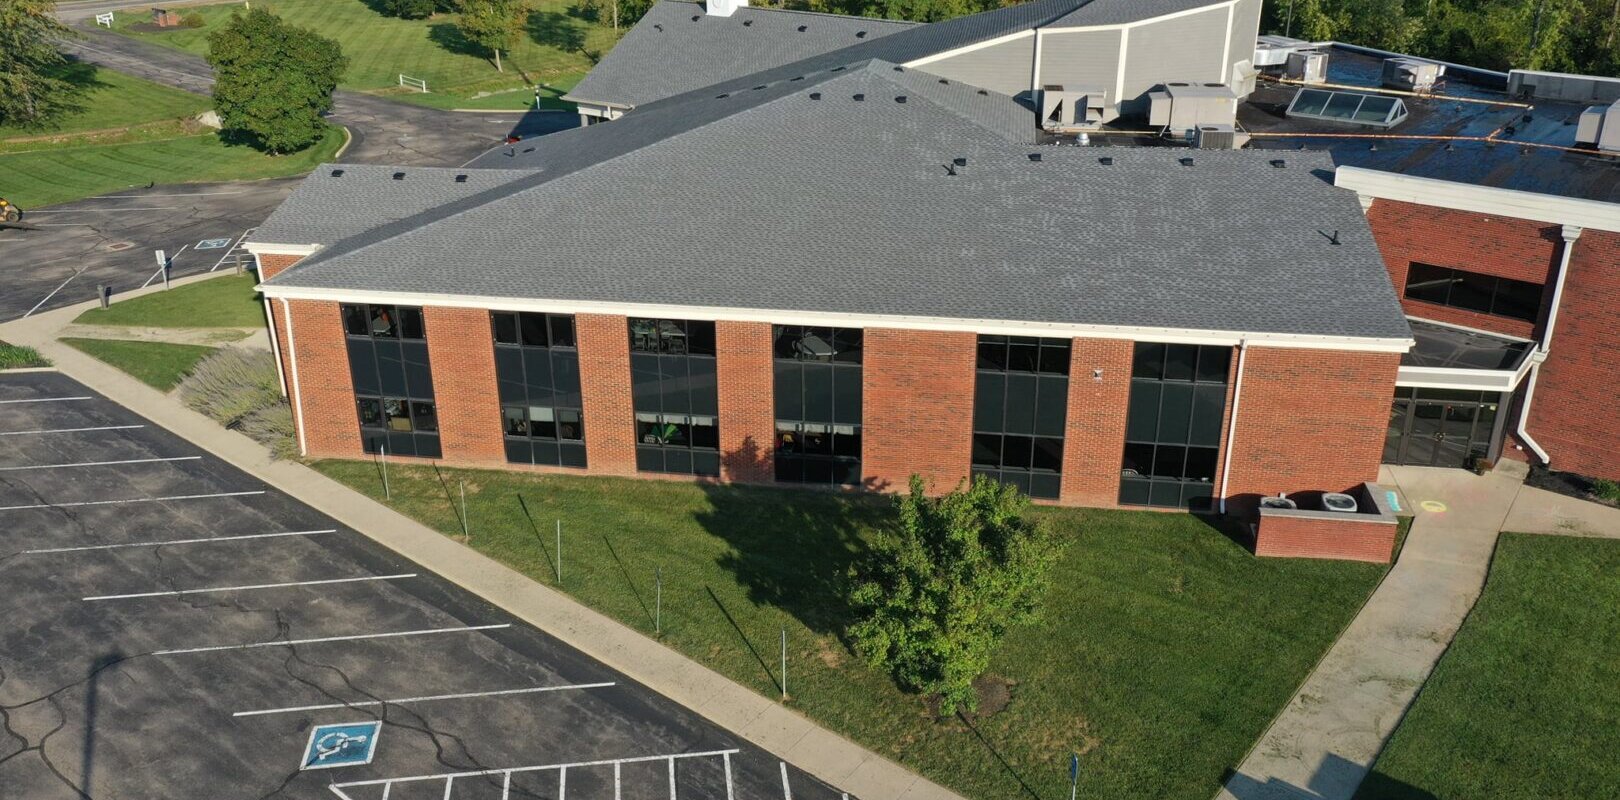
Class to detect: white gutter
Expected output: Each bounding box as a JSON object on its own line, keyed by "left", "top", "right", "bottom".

{"left": 280, "top": 298, "right": 309, "bottom": 458}
{"left": 1218, "top": 341, "right": 1249, "bottom": 515}
{"left": 263, "top": 297, "right": 288, "bottom": 398}
{"left": 1515, "top": 224, "right": 1582, "bottom": 465}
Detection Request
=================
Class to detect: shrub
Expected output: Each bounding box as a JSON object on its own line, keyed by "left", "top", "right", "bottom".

{"left": 181, "top": 12, "right": 206, "bottom": 28}
{"left": 1592, "top": 478, "right": 1620, "bottom": 504}
{"left": 381, "top": 0, "right": 455, "bottom": 18}
{"left": 848, "top": 476, "right": 1061, "bottom": 715}
{"left": 178, "top": 348, "right": 281, "bottom": 426}
{"left": 239, "top": 403, "right": 298, "bottom": 460}
{"left": 0, "top": 341, "right": 49, "bottom": 369}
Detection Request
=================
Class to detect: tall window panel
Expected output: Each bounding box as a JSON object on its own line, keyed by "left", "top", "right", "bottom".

{"left": 1404, "top": 263, "right": 1542, "bottom": 323}
{"left": 492, "top": 311, "right": 585, "bottom": 468}
{"left": 341, "top": 303, "right": 440, "bottom": 458}
{"left": 629, "top": 318, "right": 720, "bottom": 476}
{"left": 773, "top": 326, "right": 863, "bottom": 485}
{"left": 1119, "top": 343, "right": 1231, "bottom": 510}
{"left": 972, "top": 335, "right": 1070, "bottom": 500}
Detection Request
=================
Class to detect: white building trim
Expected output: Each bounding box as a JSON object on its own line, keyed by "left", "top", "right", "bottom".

{"left": 902, "top": 29, "right": 1033, "bottom": 68}
{"left": 246, "top": 242, "right": 322, "bottom": 258}
{"left": 255, "top": 285, "right": 1413, "bottom": 353}
{"left": 1336, "top": 166, "right": 1620, "bottom": 234}
{"left": 279, "top": 298, "right": 309, "bottom": 458}
{"left": 1036, "top": 0, "right": 1239, "bottom": 34}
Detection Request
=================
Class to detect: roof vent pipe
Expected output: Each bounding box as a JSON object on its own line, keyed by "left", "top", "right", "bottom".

{"left": 707, "top": 0, "right": 747, "bottom": 17}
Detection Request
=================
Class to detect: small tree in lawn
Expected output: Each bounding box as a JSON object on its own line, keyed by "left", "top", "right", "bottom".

{"left": 848, "top": 475, "right": 1061, "bottom": 715}
{"left": 457, "top": 0, "right": 527, "bottom": 73}
{"left": 206, "top": 9, "right": 346, "bottom": 155}
{"left": 0, "top": 0, "right": 82, "bottom": 128}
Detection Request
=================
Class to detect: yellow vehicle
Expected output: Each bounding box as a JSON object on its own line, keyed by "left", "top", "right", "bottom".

{"left": 0, "top": 197, "right": 20, "bottom": 223}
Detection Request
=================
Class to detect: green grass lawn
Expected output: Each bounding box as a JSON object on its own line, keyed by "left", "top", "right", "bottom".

{"left": 1359, "top": 533, "right": 1620, "bottom": 800}
{"left": 0, "top": 63, "right": 208, "bottom": 141}
{"left": 314, "top": 463, "right": 1386, "bottom": 799}
{"left": 75, "top": 274, "right": 266, "bottom": 328}
{"left": 0, "top": 342, "right": 50, "bottom": 369}
{"left": 110, "top": 0, "right": 622, "bottom": 106}
{"left": 61, "top": 338, "right": 215, "bottom": 391}
{"left": 0, "top": 124, "right": 343, "bottom": 209}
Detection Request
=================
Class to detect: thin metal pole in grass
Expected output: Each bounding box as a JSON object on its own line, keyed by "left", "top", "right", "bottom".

{"left": 459, "top": 479, "right": 470, "bottom": 542}
{"left": 780, "top": 627, "right": 788, "bottom": 701}
{"left": 655, "top": 567, "right": 662, "bottom": 635}
{"left": 380, "top": 442, "right": 390, "bottom": 501}
{"left": 555, "top": 519, "right": 562, "bottom": 583}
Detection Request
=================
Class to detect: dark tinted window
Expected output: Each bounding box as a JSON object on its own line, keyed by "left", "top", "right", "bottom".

{"left": 1120, "top": 342, "right": 1231, "bottom": 510}
{"left": 1403, "top": 262, "right": 1543, "bottom": 323}
{"left": 343, "top": 303, "right": 437, "bottom": 457}
{"left": 492, "top": 312, "right": 586, "bottom": 469}
{"left": 973, "top": 335, "right": 1070, "bottom": 499}
{"left": 774, "top": 325, "right": 863, "bottom": 485}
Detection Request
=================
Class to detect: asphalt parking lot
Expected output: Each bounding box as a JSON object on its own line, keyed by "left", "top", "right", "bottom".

{"left": 0, "top": 372, "right": 852, "bottom": 800}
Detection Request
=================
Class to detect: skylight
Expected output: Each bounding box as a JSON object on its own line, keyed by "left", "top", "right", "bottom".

{"left": 1286, "top": 88, "right": 1409, "bottom": 128}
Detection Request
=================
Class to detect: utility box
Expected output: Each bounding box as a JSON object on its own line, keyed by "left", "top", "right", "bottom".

{"left": 152, "top": 8, "right": 183, "bottom": 27}
{"left": 1382, "top": 57, "right": 1442, "bottom": 92}
{"left": 1285, "top": 49, "right": 1329, "bottom": 84}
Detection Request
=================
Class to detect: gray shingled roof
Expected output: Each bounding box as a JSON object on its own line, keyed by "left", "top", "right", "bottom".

{"left": 253, "top": 165, "right": 534, "bottom": 246}
{"left": 565, "top": 1, "right": 915, "bottom": 109}
{"left": 264, "top": 63, "right": 1409, "bottom": 342}
{"left": 1045, "top": 0, "right": 1230, "bottom": 26}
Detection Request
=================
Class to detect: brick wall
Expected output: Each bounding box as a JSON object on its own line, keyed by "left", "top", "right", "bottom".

{"left": 575, "top": 313, "right": 637, "bottom": 476}
{"left": 281, "top": 299, "right": 362, "bottom": 458}
{"left": 256, "top": 253, "right": 304, "bottom": 402}
{"left": 715, "top": 321, "right": 775, "bottom": 483}
{"left": 1059, "top": 338, "right": 1134, "bottom": 506}
{"left": 1364, "top": 199, "right": 1561, "bottom": 339}
{"left": 1254, "top": 514, "right": 1397, "bottom": 563}
{"left": 1223, "top": 347, "right": 1399, "bottom": 508}
{"left": 1529, "top": 229, "right": 1620, "bottom": 480}
{"left": 423, "top": 307, "right": 505, "bottom": 464}
{"left": 862, "top": 328, "right": 976, "bottom": 494}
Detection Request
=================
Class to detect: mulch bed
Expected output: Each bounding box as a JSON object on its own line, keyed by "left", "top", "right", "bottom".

{"left": 1524, "top": 464, "right": 1620, "bottom": 509}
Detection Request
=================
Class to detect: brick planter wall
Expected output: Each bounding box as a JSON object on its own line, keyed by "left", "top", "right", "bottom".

{"left": 1254, "top": 483, "right": 1400, "bottom": 563}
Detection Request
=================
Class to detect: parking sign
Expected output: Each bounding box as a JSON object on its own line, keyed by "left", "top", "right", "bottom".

{"left": 300, "top": 721, "right": 382, "bottom": 770}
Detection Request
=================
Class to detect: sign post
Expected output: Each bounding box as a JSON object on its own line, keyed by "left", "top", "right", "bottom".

{"left": 1068, "top": 752, "right": 1080, "bottom": 800}
{"left": 155, "top": 250, "right": 170, "bottom": 289}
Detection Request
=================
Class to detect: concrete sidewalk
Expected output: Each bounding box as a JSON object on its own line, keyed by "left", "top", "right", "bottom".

{"left": 1503, "top": 483, "right": 1620, "bottom": 539}
{"left": 0, "top": 276, "right": 961, "bottom": 800}
{"left": 1216, "top": 464, "right": 1525, "bottom": 800}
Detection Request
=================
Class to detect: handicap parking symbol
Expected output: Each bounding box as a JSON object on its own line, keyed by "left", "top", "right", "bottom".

{"left": 300, "top": 721, "right": 382, "bottom": 770}
{"left": 195, "top": 237, "right": 233, "bottom": 250}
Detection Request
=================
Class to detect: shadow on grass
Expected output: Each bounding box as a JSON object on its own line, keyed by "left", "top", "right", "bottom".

{"left": 603, "top": 533, "right": 654, "bottom": 628}
{"left": 428, "top": 22, "right": 490, "bottom": 60}
{"left": 706, "top": 585, "right": 782, "bottom": 695}
{"left": 697, "top": 436, "right": 889, "bottom": 637}
{"left": 956, "top": 712, "right": 1042, "bottom": 800}
{"left": 516, "top": 493, "right": 559, "bottom": 578}
{"left": 526, "top": 10, "right": 586, "bottom": 53}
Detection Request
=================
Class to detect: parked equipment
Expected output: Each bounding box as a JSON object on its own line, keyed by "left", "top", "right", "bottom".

{"left": 0, "top": 197, "right": 20, "bottom": 224}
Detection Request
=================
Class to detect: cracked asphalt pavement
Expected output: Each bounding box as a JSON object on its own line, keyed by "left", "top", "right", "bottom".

{"left": 0, "top": 372, "right": 854, "bottom": 800}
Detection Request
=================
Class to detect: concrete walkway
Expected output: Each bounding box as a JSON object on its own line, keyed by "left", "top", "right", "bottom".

{"left": 1503, "top": 483, "right": 1620, "bottom": 539}
{"left": 58, "top": 322, "right": 267, "bottom": 348}
{"left": 0, "top": 275, "right": 961, "bottom": 800}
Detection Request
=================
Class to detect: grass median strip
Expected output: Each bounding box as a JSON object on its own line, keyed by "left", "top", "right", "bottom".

{"left": 1358, "top": 533, "right": 1620, "bottom": 800}
{"left": 60, "top": 338, "right": 215, "bottom": 391}
{"left": 74, "top": 274, "right": 266, "bottom": 329}
{"left": 314, "top": 461, "right": 1386, "bottom": 799}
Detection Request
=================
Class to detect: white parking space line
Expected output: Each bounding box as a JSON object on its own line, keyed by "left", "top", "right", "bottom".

{"left": 84, "top": 573, "right": 416, "bottom": 602}
{"left": 780, "top": 762, "right": 792, "bottom": 800}
{"left": 100, "top": 192, "right": 249, "bottom": 198}
{"left": 25, "top": 267, "right": 87, "bottom": 317}
{"left": 723, "top": 752, "right": 735, "bottom": 800}
{"left": 23, "top": 528, "right": 337, "bottom": 554}
{"left": 25, "top": 207, "right": 177, "bottom": 213}
{"left": 0, "top": 424, "right": 144, "bottom": 436}
{"left": 0, "top": 395, "right": 92, "bottom": 404}
{"left": 210, "top": 228, "right": 256, "bottom": 272}
{"left": 233, "top": 682, "right": 616, "bottom": 717}
{"left": 150, "top": 623, "right": 511, "bottom": 656}
{"left": 328, "top": 749, "right": 741, "bottom": 800}
{"left": 0, "top": 490, "right": 264, "bottom": 512}
{"left": 141, "top": 243, "right": 190, "bottom": 288}
{"left": 0, "top": 456, "right": 200, "bottom": 472}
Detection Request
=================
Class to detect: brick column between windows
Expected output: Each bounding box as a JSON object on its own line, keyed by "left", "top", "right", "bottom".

{"left": 423, "top": 306, "right": 504, "bottom": 465}
{"left": 715, "top": 321, "right": 775, "bottom": 483}
{"left": 861, "top": 328, "right": 976, "bottom": 495}
{"left": 283, "top": 299, "right": 363, "bottom": 458}
{"left": 1059, "top": 338, "right": 1134, "bottom": 507}
{"left": 575, "top": 313, "right": 637, "bottom": 476}
{"left": 1222, "top": 347, "right": 1399, "bottom": 511}
{"left": 256, "top": 253, "right": 305, "bottom": 403}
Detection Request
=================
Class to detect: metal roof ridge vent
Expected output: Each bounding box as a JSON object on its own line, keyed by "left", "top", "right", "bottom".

{"left": 853, "top": 93, "right": 865, "bottom": 101}
{"left": 330, "top": 169, "right": 344, "bottom": 177}
{"left": 1178, "top": 157, "right": 1194, "bottom": 166}
{"left": 809, "top": 92, "right": 822, "bottom": 100}
{"left": 856, "top": 30, "right": 867, "bottom": 37}
{"left": 392, "top": 171, "right": 406, "bottom": 180}
{"left": 1027, "top": 153, "right": 1042, "bottom": 162}
{"left": 895, "top": 95, "right": 907, "bottom": 103}
{"left": 742, "top": 19, "right": 753, "bottom": 25}
{"left": 653, "top": 23, "right": 663, "bottom": 30}
{"left": 797, "top": 24, "right": 807, "bottom": 31}
{"left": 1270, "top": 158, "right": 1286, "bottom": 168}
{"left": 953, "top": 157, "right": 968, "bottom": 167}
{"left": 1098, "top": 156, "right": 1113, "bottom": 165}
{"left": 454, "top": 174, "right": 468, "bottom": 182}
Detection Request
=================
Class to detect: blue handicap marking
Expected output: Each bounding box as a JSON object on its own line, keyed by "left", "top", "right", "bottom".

{"left": 195, "top": 237, "right": 233, "bottom": 250}
{"left": 300, "top": 721, "right": 381, "bottom": 770}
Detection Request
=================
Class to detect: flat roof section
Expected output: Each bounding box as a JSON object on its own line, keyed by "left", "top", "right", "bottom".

{"left": 1402, "top": 319, "right": 1532, "bottom": 372}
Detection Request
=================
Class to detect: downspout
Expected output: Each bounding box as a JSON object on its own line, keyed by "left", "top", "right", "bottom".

{"left": 263, "top": 296, "right": 288, "bottom": 398}
{"left": 1515, "top": 224, "right": 1581, "bottom": 466}
{"left": 280, "top": 298, "right": 309, "bottom": 458}
{"left": 1218, "top": 340, "right": 1249, "bottom": 515}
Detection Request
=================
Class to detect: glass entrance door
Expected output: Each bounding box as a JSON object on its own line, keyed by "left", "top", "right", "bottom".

{"left": 1385, "top": 389, "right": 1503, "bottom": 469}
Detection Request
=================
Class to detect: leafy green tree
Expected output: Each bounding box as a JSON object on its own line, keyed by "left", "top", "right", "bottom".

{"left": 0, "top": 0, "right": 81, "bottom": 128}
{"left": 847, "top": 476, "right": 1061, "bottom": 715}
{"left": 205, "top": 8, "right": 347, "bottom": 155}
{"left": 380, "top": 0, "right": 456, "bottom": 19}
{"left": 457, "top": 0, "right": 528, "bottom": 72}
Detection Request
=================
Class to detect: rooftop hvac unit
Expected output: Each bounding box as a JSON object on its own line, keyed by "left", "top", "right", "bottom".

{"left": 1285, "top": 49, "right": 1329, "bottom": 84}
{"left": 1039, "top": 85, "right": 1110, "bottom": 129}
{"left": 1253, "top": 35, "right": 1312, "bottom": 68}
{"left": 1148, "top": 83, "right": 1240, "bottom": 139}
{"left": 1259, "top": 496, "right": 1298, "bottom": 510}
{"left": 1508, "top": 69, "right": 1620, "bottom": 104}
{"left": 1575, "top": 99, "right": 1620, "bottom": 152}
{"left": 1193, "top": 124, "right": 1239, "bottom": 149}
{"left": 1231, "top": 60, "right": 1260, "bottom": 97}
{"left": 1382, "top": 57, "right": 1442, "bottom": 92}
{"left": 1322, "top": 493, "right": 1359, "bottom": 513}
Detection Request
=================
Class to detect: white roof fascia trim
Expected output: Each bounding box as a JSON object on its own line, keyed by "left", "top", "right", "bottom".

{"left": 1337, "top": 166, "right": 1620, "bottom": 234}
{"left": 1395, "top": 365, "right": 1524, "bottom": 393}
{"left": 1405, "top": 314, "right": 1536, "bottom": 343}
{"left": 245, "top": 243, "right": 322, "bottom": 257}
{"left": 255, "top": 285, "right": 1413, "bottom": 353}
{"left": 1038, "top": 0, "right": 1238, "bottom": 34}
{"left": 903, "top": 29, "right": 1033, "bottom": 68}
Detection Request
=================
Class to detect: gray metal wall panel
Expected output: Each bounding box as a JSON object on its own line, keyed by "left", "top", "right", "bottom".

{"left": 913, "top": 36, "right": 1036, "bottom": 97}
{"left": 1037, "top": 30, "right": 1124, "bottom": 92}
{"left": 1120, "top": 7, "right": 1230, "bottom": 105}
{"left": 1228, "top": 0, "right": 1261, "bottom": 75}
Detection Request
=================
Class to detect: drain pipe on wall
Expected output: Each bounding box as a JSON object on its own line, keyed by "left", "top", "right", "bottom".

{"left": 279, "top": 297, "right": 309, "bottom": 458}
{"left": 1218, "top": 340, "right": 1249, "bottom": 516}
{"left": 1515, "top": 224, "right": 1582, "bottom": 466}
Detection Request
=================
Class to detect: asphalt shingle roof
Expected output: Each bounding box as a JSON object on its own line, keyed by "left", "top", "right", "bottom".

{"left": 253, "top": 165, "right": 533, "bottom": 246}
{"left": 264, "top": 62, "right": 1410, "bottom": 342}
{"left": 565, "top": 1, "right": 916, "bottom": 109}
{"left": 1046, "top": 0, "right": 1231, "bottom": 26}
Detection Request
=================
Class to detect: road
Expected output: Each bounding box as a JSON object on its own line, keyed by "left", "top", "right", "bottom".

{"left": 0, "top": 371, "right": 853, "bottom": 800}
